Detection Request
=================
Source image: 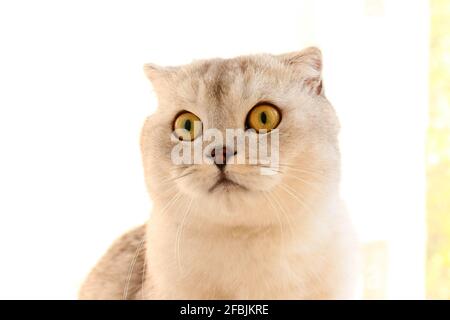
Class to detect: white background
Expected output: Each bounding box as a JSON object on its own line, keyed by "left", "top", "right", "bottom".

{"left": 0, "top": 0, "right": 428, "bottom": 299}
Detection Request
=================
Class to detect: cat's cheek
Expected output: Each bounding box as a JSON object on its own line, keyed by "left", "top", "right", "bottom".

{"left": 173, "top": 167, "right": 218, "bottom": 196}
{"left": 245, "top": 175, "right": 282, "bottom": 191}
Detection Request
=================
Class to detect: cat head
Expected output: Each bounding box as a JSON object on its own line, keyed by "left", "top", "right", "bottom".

{"left": 141, "top": 47, "right": 340, "bottom": 224}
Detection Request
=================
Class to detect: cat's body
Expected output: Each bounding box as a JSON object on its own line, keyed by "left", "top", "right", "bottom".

{"left": 79, "top": 47, "right": 358, "bottom": 300}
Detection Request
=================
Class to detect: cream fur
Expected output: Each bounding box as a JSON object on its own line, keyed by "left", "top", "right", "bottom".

{"left": 79, "top": 47, "right": 358, "bottom": 300}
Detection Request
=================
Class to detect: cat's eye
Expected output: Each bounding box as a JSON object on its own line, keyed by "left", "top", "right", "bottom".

{"left": 246, "top": 104, "right": 281, "bottom": 132}
{"left": 173, "top": 111, "right": 202, "bottom": 141}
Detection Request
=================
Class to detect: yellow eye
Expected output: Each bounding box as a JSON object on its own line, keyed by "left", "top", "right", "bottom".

{"left": 173, "top": 112, "right": 202, "bottom": 141}
{"left": 246, "top": 104, "right": 281, "bottom": 132}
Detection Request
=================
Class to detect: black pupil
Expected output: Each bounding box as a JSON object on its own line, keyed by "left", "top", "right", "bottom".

{"left": 260, "top": 112, "right": 267, "bottom": 124}
{"left": 184, "top": 119, "right": 192, "bottom": 131}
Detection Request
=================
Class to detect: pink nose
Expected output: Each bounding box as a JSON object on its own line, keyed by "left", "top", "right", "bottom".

{"left": 210, "top": 146, "right": 236, "bottom": 169}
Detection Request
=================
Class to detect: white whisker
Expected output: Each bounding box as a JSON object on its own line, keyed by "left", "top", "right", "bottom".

{"left": 141, "top": 250, "right": 147, "bottom": 300}
{"left": 176, "top": 197, "right": 194, "bottom": 273}
{"left": 278, "top": 183, "right": 314, "bottom": 214}
{"left": 122, "top": 236, "right": 145, "bottom": 300}
{"left": 267, "top": 190, "right": 296, "bottom": 239}
{"left": 262, "top": 192, "right": 286, "bottom": 245}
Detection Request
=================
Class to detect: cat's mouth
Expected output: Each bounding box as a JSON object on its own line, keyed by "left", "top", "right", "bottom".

{"left": 208, "top": 173, "right": 247, "bottom": 193}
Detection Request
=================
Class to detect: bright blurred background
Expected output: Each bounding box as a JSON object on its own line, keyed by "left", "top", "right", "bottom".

{"left": 0, "top": 0, "right": 447, "bottom": 299}
{"left": 428, "top": 0, "right": 450, "bottom": 300}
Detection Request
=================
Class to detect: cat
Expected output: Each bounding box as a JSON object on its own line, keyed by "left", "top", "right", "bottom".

{"left": 79, "top": 47, "right": 358, "bottom": 300}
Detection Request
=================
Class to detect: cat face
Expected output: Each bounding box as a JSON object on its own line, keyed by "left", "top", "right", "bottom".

{"left": 141, "top": 47, "right": 340, "bottom": 215}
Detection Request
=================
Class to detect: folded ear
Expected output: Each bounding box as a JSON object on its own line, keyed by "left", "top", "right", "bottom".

{"left": 143, "top": 63, "right": 178, "bottom": 94}
{"left": 277, "top": 47, "right": 324, "bottom": 96}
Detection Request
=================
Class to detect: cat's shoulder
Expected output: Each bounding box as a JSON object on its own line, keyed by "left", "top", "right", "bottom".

{"left": 78, "top": 224, "right": 147, "bottom": 300}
